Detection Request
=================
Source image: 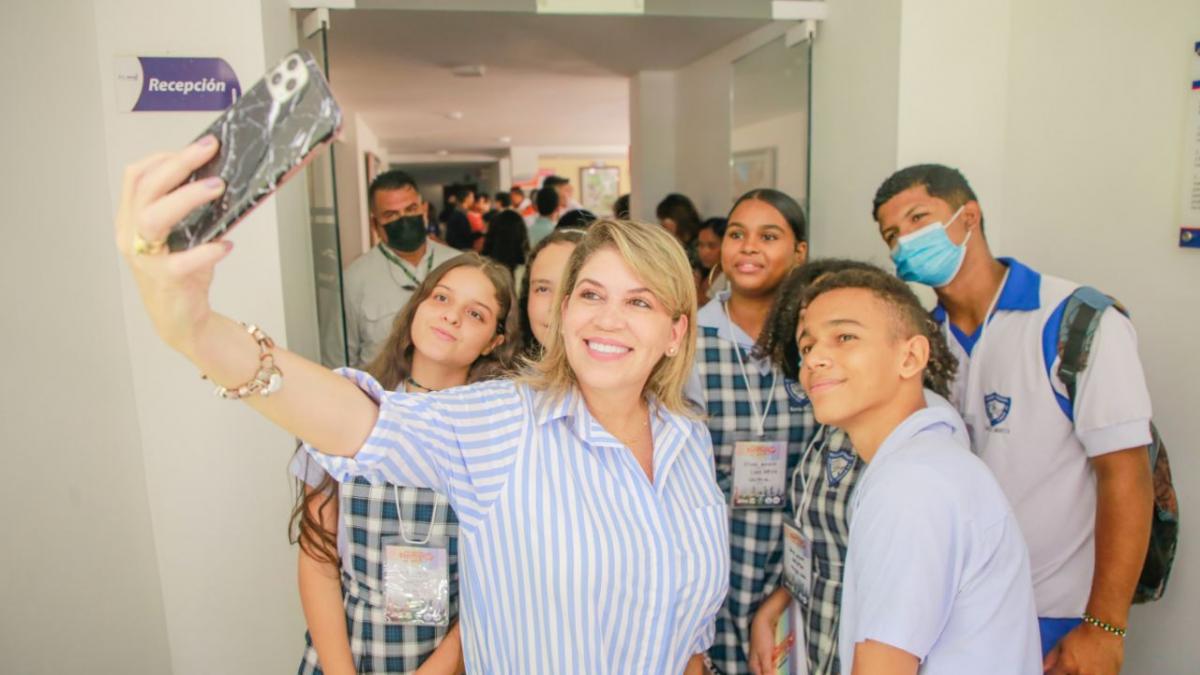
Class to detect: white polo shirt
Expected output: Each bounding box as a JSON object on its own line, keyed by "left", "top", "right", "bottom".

{"left": 935, "top": 258, "right": 1153, "bottom": 617}
{"left": 839, "top": 406, "right": 1041, "bottom": 675}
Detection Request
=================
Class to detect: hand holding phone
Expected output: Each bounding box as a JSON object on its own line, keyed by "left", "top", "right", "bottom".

{"left": 167, "top": 50, "right": 342, "bottom": 252}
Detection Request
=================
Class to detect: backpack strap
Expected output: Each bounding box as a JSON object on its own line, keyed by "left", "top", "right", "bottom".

{"left": 1056, "top": 286, "right": 1123, "bottom": 412}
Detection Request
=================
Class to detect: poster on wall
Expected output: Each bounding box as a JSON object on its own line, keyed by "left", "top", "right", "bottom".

{"left": 1180, "top": 40, "right": 1200, "bottom": 248}
{"left": 580, "top": 165, "right": 620, "bottom": 215}
{"left": 114, "top": 56, "right": 241, "bottom": 112}
{"left": 731, "top": 147, "right": 777, "bottom": 199}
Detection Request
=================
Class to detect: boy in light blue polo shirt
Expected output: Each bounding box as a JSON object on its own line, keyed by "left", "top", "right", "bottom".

{"left": 797, "top": 266, "right": 1039, "bottom": 674}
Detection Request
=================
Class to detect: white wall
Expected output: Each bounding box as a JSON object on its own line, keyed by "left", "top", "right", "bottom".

{"left": 812, "top": 0, "right": 1200, "bottom": 669}
{"left": 999, "top": 2, "right": 1200, "bottom": 670}
{"left": 732, "top": 109, "right": 809, "bottom": 205}
{"left": 0, "top": 3, "right": 173, "bottom": 672}
{"left": 807, "top": 0, "right": 902, "bottom": 262}
{"left": 264, "top": 0, "right": 321, "bottom": 364}
{"left": 629, "top": 71, "right": 678, "bottom": 221}
{"left": 632, "top": 22, "right": 794, "bottom": 222}
{"left": 334, "top": 109, "right": 387, "bottom": 266}
{"left": 91, "top": 1, "right": 308, "bottom": 673}
{"left": 895, "top": 0, "right": 1014, "bottom": 245}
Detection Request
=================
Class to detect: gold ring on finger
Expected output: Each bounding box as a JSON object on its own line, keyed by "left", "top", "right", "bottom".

{"left": 132, "top": 232, "right": 168, "bottom": 256}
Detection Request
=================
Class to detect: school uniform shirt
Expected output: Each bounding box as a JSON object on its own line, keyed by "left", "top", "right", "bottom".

{"left": 290, "top": 452, "right": 461, "bottom": 673}
{"left": 342, "top": 241, "right": 459, "bottom": 369}
{"left": 936, "top": 258, "right": 1153, "bottom": 618}
{"left": 684, "top": 291, "right": 821, "bottom": 675}
{"left": 305, "top": 371, "right": 730, "bottom": 674}
{"left": 839, "top": 406, "right": 1041, "bottom": 675}
{"left": 786, "top": 391, "right": 962, "bottom": 675}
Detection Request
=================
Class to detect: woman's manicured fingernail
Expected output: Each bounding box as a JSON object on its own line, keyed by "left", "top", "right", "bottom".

{"left": 203, "top": 176, "right": 224, "bottom": 190}
{"left": 196, "top": 135, "right": 217, "bottom": 148}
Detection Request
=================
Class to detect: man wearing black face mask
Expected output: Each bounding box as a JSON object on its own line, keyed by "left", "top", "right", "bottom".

{"left": 341, "top": 170, "right": 457, "bottom": 368}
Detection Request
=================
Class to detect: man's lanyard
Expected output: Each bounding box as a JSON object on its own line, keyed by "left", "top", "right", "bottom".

{"left": 379, "top": 244, "right": 433, "bottom": 289}
{"left": 724, "top": 300, "right": 777, "bottom": 437}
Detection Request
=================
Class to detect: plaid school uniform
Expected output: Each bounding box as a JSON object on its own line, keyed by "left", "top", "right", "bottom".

{"left": 298, "top": 478, "right": 459, "bottom": 675}
{"left": 697, "top": 325, "right": 821, "bottom": 675}
{"left": 791, "top": 425, "right": 861, "bottom": 675}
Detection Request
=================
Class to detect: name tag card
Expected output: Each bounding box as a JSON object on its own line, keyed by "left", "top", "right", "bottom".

{"left": 732, "top": 440, "right": 788, "bottom": 508}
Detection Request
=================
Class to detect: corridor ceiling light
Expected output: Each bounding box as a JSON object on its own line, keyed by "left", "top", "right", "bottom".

{"left": 437, "top": 150, "right": 449, "bottom": 156}
{"left": 498, "top": 136, "right": 512, "bottom": 143}
{"left": 445, "top": 111, "right": 464, "bottom": 120}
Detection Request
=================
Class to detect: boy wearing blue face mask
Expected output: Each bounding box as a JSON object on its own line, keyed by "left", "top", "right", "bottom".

{"left": 872, "top": 164, "right": 1154, "bottom": 675}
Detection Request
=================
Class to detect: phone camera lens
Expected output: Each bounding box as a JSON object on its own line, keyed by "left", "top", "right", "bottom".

{"left": 288, "top": 58, "right": 299, "bottom": 71}
{"left": 286, "top": 78, "right": 297, "bottom": 92}
{"left": 271, "top": 72, "right": 283, "bottom": 86}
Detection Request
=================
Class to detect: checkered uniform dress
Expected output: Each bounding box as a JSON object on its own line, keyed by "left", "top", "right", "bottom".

{"left": 790, "top": 425, "right": 861, "bottom": 675}
{"left": 298, "top": 478, "right": 459, "bottom": 674}
{"left": 697, "top": 326, "right": 821, "bottom": 675}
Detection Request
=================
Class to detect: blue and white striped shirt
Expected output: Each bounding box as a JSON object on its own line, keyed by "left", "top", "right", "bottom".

{"left": 306, "top": 369, "right": 730, "bottom": 674}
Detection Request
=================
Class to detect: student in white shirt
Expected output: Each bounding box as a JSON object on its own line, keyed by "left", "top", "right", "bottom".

{"left": 114, "top": 137, "right": 726, "bottom": 674}
{"left": 796, "top": 265, "right": 1040, "bottom": 675}
{"left": 872, "top": 164, "right": 1153, "bottom": 674}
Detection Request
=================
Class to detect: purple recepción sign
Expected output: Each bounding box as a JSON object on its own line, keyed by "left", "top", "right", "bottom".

{"left": 114, "top": 56, "right": 241, "bottom": 112}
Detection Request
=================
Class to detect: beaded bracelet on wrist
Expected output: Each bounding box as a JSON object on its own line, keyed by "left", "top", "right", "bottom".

{"left": 203, "top": 323, "right": 283, "bottom": 399}
{"left": 1082, "top": 612, "right": 1127, "bottom": 638}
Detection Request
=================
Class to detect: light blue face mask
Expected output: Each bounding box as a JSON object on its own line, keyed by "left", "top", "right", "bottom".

{"left": 890, "top": 206, "right": 969, "bottom": 287}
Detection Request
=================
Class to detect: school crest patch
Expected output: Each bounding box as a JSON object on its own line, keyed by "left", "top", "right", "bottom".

{"left": 984, "top": 392, "right": 1012, "bottom": 427}
{"left": 826, "top": 448, "right": 856, "bottom": 487}
{"left": 785, "top": 379, "right": 808, "bottom": 407}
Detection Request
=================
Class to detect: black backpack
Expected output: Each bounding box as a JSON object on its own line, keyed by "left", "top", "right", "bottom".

{"left": 1056, "top": 287, "right": 1179, "bottom": 603}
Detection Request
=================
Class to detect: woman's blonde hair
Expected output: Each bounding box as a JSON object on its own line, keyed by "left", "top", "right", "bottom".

{"left": 524, "top": 218, "right": 698, "bottom": 416}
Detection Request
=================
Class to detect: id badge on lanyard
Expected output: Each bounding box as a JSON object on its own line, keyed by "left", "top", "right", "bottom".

{"left": 381, "top": 487, "right": 450, "bottom": 626}
{"left": 782, "top": 522, "right": 813, "bottom": 603}
{"left": 732, "top": 440, "right": 788, "bottom": 507}
{"left": 725, "top": 303, "right": 787, "bottom": 509}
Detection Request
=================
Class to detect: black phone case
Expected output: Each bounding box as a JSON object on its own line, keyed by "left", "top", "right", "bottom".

{"left": 167, "top": 50, "right": 342, "bottom": 252}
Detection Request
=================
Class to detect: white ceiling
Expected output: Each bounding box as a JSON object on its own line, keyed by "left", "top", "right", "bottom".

{"left": 326, "top": 10, "right": 769, "bottom": 156}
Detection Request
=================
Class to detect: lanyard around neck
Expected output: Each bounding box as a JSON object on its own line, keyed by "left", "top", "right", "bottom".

{"left": 379, "top": 244, "right": 433, "bottom": 288}
{"left": 723, "top": 299, "right": 777, "bottom": 437}
{"left": 392, "top": 485, "right": 443, "bottom": 546}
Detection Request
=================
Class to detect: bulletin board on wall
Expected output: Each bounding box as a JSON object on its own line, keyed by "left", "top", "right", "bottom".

{"left": 580, "top": 165, "right": 621, "bottom": 215}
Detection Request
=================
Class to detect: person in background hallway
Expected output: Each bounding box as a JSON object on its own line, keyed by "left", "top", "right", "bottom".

{"left": 528, "top": 184, "right": 559, "bottom": 247}
{"left": 613, "top": 193, "right": 631, "bottom": 220}
{"left": 480, "top": 210, "right": 530, "bottom": 283}
{"left": 438, "top": 191, "right": 457, "bottom": 229}
{"left": 112, "top": 141, "right": 727, "bottom": 672}
{"left": 796, "top": 266, "right": 1040, "bottom": 674}
{"left": 683, "top": 189, "right": 810, "bottom": 675}
{"left": 556, "top": 208, "right": 597, "bottom": 231}
{"left": 490, "top": 191, "right": 512, "bottom": 219}
{"left": 444, "top": 185, "right": 480, "bottom": 251}
{"left": 510, "top": 185, "right": 535, "bottom": 220}
{"left": 468, "top": 192, "right": 488, "bottom": 240}
{"left": 872, "top": 164, "right": 1154, "bottom": 674}
{"left": 543, "top": 174, "right": 580, "bottom": 212}
{"left": 657, "top": 192, "right": 703, "bottom": 270}
{"left": 695, "top": 217, "right": 727, "bottom": 300}
{"left": 293, "top": 253, "right": 520, "bottom": 675}
{"left": 343, "top": 170, "right": 458, "bottom": 368}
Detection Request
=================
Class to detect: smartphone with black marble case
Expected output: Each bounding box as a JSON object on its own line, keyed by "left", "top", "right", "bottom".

{"left": 166, "top": 50, "right": 342, "bottom": 252}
